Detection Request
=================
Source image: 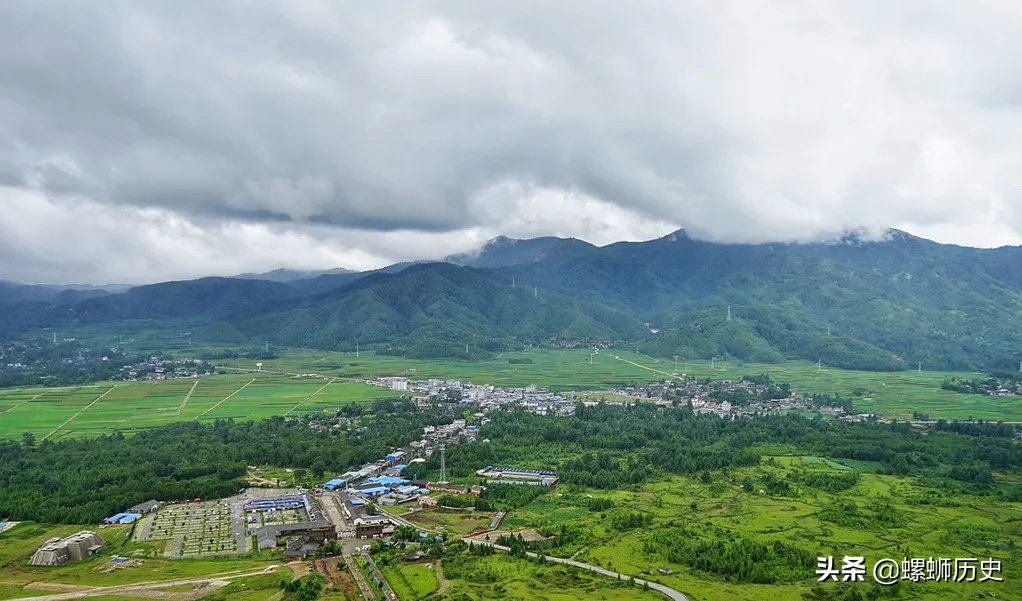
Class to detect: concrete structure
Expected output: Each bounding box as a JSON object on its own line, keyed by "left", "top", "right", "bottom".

{"left": 128, "top": 500, "right": 160, "bottom": 514}
{"left": 29, "top": 531, "right": 104, "bottom": 566}
{"left": 353, "top": 515, "right": 391, "bottom": 539}
{"left": 476, "top": 466, "right": 558, "bottom": 486}
{"left": 256, "top": 520, "right": 335, "bottom": 551}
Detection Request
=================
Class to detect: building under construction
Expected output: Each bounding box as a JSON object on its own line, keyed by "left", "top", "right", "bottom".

{"left": 29, "top": 531, "right": 104, "bottom": 566}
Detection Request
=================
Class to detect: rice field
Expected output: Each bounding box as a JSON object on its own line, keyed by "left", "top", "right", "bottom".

{"left": 0, "top": 374, "right": 395, "bottom": 440}
{"left": 0, "top": 347, "right": 1015, "bottom": 441}
{"left": 218, "top": 348, "right": 1014, "bottom": 421}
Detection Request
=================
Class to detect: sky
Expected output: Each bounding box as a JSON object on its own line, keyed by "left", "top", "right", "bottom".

{"left": 1, "top": 1, "right": 1021, "bottom": 285}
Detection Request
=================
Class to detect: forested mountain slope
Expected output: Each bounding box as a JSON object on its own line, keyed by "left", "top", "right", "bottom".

{"left": 4, "top": 230, "right": 1022, "bottom": 371}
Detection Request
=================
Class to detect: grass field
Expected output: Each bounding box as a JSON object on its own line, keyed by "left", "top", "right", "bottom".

{"left": 381, "top": 561, "right": 439, "bottom": 600}
{"left": 499, "top": 460, "right": 1022, "bottom": 601}
{"left": 0, "top": 347, "right": 1013, "bottom": 440}
{"left": 438, "top": 553, "right": 664, "bottom": 601}
{"left": 404, "top": 508, "right": 495, "bottom": 535}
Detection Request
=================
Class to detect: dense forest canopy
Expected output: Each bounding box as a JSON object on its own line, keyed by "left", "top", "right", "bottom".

{"left": 0, "top": 403, "right": 442, "bottom": 524}
{"left": 7, "top": 231, "right": 1022, "bottom": 370}
{"left": 4, "top": 398, "right": 1016, "bottom": 526}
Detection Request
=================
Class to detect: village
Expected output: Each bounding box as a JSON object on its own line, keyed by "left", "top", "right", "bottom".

{"left": 365, "top": 373, "right": 856, "bottom": 421}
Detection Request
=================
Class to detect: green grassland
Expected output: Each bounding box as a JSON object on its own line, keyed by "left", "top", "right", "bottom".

{"left": 381, "top": 561, "right": 439, "bottom": 600}
{"left": 437, "top": 553, "right": 664, "bottom": 601}
{"left": 499, "top": 459, "right": 1022, "bottom": 601}
{"left": 0, "top": 346, "right": 1013, "bottom": 440}
{"left": 404, "top": 508, "right": 494, "bottom": 535}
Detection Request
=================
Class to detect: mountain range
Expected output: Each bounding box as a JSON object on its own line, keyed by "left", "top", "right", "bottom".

{"left": 3, "top": 229, "right": 1022, "bottom": 371}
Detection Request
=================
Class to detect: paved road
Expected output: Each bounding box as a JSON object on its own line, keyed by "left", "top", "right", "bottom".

{"left": 321, "top": 494, "right": 353, "bottom": 538}
{"left": 476, "top": 542, "right": 689, "bottom": 601}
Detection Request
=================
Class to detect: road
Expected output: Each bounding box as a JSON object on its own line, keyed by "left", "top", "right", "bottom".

{"left": 284, "top": 378, "right": 336, "bottom": 416}
{"left": 42, "top": 385, "right": 118, "bottom": 440}
{"left": 196, "top": 378, "right": 255, "bottom": 419}
{"left": 613, "top": 356, "right": 682, "bottom": 381}
{"left": 473, "top": 541, "right": 688, "bottom": 601}
{"left": 176, "top": 381, "right": 199, "bottom": 416}
{"left": 342, "top": 554, "right": 376, "bottom": 601}
{"left": 321, "top": 493, "right": 353, "bottom": 538}
{"left": 362, "top": 552, "right": 398, "bottom": 601}
{"left": 17, "top": 565, "right": 282, "bottom": 601}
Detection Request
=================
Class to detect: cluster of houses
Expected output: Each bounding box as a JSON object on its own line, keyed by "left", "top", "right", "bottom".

{"left": 116, "top": 357, "right": 215, "bottom": 382}
{"left": 583, "top": 379, "right": 849, "bottom": 419}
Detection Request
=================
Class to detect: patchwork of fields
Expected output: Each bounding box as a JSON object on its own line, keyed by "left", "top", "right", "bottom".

{"left": 0, "top": 347, "right": 1015, "bottom": 441}
{"left": 0, "top": 374, "right": 394, "bottom": 440}
{"left": 220, "top": 348, "right": 1013, "bottom": 421}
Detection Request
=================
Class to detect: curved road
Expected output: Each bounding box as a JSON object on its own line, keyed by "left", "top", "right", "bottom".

{"left": 477, "top": 542, "right": 688, "bottom": 601}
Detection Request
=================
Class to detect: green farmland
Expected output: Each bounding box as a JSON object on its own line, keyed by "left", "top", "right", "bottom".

{"left": 0, "top": 374, "right": 394, "bottom": 440}
{"left": 218, "top": 347, "right": 1011, "bottom": 421}
{"left": 0, "top": 346, "right": 1014, "bottom": 441}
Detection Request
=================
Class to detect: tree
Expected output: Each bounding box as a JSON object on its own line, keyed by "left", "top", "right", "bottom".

{"left": 21, "top": 432, "right": 35, "bottom": 448}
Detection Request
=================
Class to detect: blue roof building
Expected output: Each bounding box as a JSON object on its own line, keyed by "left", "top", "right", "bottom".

{"left": 324, "top": 478, "right": 345, "bottom": 490}
{"left": 368, "top": 475, "right": 409, "bottom": 487}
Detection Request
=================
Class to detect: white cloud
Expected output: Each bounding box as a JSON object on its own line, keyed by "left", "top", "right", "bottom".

{"left": 1, "top": 0, "right": 1021, "bottom": 282}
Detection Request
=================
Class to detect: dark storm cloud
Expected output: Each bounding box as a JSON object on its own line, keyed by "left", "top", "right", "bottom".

{"left": 1, "top": 0, "right": 1021, "bottom": 284}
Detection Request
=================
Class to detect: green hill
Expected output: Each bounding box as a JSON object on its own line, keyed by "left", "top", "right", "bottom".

{"left": 5, "top": 230, "right": 1022, "bottom": 370}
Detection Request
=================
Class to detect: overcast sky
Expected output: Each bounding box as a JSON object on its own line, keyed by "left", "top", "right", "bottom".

{"left": 2, "top": 1, "right": 1021, "bottom": 284}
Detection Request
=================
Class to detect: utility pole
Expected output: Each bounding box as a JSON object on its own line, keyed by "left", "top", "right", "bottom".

{"left": 674, "top": 356, "right": 679, "bottom": 372}
{"left": 827, "top": 323, "right": 831, "bottom": 336}
{"left": 711, "top": 357, "right": 715, "bottom": 370}
{"left": 265, "top": 340, "right": 269, "bottom": 354}
{"left": 726, "top": 306, "right": 732, "bottom": 322}
{"left": 918, "top": 361, "right": 921, "bottom": 374}
{"left": 512, "top": 277, "right": 516, "bottom": 289}
{"left": 533, "top": 285, "right": 538, "bottom": 299}
{"left": 817, "top": 359, "right": 822, "bottom": 372}
{"left": 590, "top": 352, "right": 594, "bottom": 365}
{"left": 356, "top": 342, "right": 359, "bottom": 358}
{"left": 53, "top": 332, "right": 57, "bottom": 344}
